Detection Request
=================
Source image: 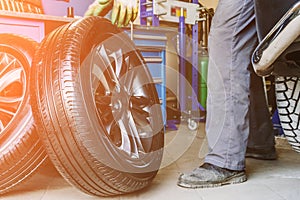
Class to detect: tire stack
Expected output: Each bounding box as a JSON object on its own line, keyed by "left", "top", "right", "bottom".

{"left": 0, "top": 0, "right": 43, "bottom": 14}
{"left": 0, "top": 16, "right": 164, "bottom": 196}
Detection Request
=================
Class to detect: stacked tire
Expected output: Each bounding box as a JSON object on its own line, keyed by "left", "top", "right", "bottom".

{"left": 0, "top": 34, "right": 47, "bottom": 194}
{"left": 0, "top": 16, "right": 164, "bottom": 196}
{"left": 0, "top": 0, "right": 43, "bottom": 13}
{"left": 0, "top": 0, "right": 45, "bottom": 194}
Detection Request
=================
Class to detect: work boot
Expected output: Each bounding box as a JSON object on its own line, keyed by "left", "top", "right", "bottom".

{"left": 246, "top": 146, "right": 277, "bottom": 160}
{"left": 177, "top": 163, "right": 247, "bottom": 188}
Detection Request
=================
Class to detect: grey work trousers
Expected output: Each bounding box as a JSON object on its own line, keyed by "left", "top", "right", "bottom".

{"left": 204, "top": 0, "right": 275, "bottom": 171}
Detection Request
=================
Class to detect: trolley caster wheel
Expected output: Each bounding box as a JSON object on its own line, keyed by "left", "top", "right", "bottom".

{"left": 188, "top": 119, "right": 198, "bottom": 131}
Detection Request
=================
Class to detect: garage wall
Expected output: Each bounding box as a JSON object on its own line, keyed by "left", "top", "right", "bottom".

{"left": 42, "top": 0, "right": 94, "bottom": 17}
{"left": 198, "top": 0, "right": 218, "bottom": 9}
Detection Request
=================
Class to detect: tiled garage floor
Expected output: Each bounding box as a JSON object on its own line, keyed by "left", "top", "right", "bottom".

{"left": 2, "top": 123, "right": 300, "bottom": 200}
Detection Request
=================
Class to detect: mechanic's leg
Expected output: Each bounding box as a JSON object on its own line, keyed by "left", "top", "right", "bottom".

{"left": 204, "top": 0, "right": 257, "bottom": 171}
{"left": 244, "top": 0, "right": 286, "bottom": 160}
{"left": 246, "top": 69, "right": 277, "bottom": 159}
{"left": 178, "top": 0, "right": 257, "bottom": 188}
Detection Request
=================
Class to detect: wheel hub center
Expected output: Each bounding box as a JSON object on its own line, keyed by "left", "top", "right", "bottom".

{"left": 111, "top": 86, "right": 130, "bottom": 116}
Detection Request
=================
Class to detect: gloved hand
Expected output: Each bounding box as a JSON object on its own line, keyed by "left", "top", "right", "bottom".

{"left": 85, "top": 0, "right": 139, "bottom": 27}
{"left": 84, "top": 0, "right": 114, "bottom": 17}
{"left": 111, "top": 0, "right": 139, "bottom": 26}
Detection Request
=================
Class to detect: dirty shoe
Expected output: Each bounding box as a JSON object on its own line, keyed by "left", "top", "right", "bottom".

{"left": 177, "top": 163, "right": 247, "bottom": 188}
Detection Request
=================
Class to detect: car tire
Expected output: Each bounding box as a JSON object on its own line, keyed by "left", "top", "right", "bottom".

{"left": 276, "top": 76, "right": 300, "bottom": 152}
{"left": 0, "top": 33, "right": 47, "bottom": 194}
{"left": 30, "top": 16, "right": 164, "bottom": 196}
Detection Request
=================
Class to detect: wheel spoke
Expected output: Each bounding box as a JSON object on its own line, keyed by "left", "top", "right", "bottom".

{"left": 95, "top": 95, "right": 111, "bottom": 107}
{"left": 0, "top": 120, "right": 4, "bottom": 132}
{"left": 0, "top": 107, "right": 15, "bottom": 117}
{"left": 0, "top": 53, "right": 17, "bottom": 76}
{"left": 0, "top": 52, "right": 25, "bottom": 134}
{"left": 131, "top": 108, "right": 151, "bottom": 128}
{"left": 120, "top": 68, "right": 135, "bottom": 93}
{"left": 131, "top": 96, "right": 151, "bottom": 109}
{"left": 0, "top": 68, "right": 23, "bottom": 92}
{"left": 118, "top": 53, "right": 130, "bottom": 79}
{"left": 0, "top": 97, "right": 22, "bottom": 112}
{"left": 0, "top": 110, "right": 11, "bottom": 122}
{"left": 0, "top": 95, "right": 22, "bottom": 104}
{"left": 117, "top": 117, "right": 136, "bottom": 156}
{"left": 107, "top": 120, "right": 122, "bottom": 146}
{"left": 96, "top": 103, "right": 114, "bottom": 126}
{"left": 131, "top": 96, "right": 154, "bottom": 141}
{"left": 109, "top": 48, "right": 123, "bottom": 78}
{"left": 98, "top": 45, "right": 120, "bottom": 87}
{"left": 117, "top": 111, "right": 145, "bottom": 158}
{"left": 122, "top": 67, "right": 152, "bottom": 97}
{"left": 92, "top": 63, "right": 110, "bottom": 92}
{"left": 127, "top": 111, "right": 146, "bottom": 154}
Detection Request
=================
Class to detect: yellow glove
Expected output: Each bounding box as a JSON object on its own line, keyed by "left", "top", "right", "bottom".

{"left": 111, "top": 0, "right": 139, "bottom": 26}
{"left": 84, "top": 0, "right": 114, "bottom": 17}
